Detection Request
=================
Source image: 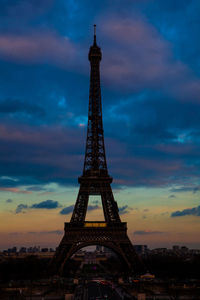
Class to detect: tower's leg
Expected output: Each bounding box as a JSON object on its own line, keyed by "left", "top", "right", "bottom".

{"left": 70, "top": 185, "right": 89, "bottom": 223}
{"left": 100, "top": 184, "right": 121, "bottom": 223}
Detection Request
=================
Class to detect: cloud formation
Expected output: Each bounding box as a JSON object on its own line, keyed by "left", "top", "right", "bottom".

{"left": 87, "top": 205, "right": 100, "bottom": 211}
{"left": 0, "top": 32, "right": 76, "bottom": 67}
{"left": 118, "top": 205, "right": 132, "bottom": 215}
{"left": 0, "top": 99, "right": 45, "bottom": 117}
{"left": 0, "top": 187, "right": 32, "bottom": 194}
{"left": 16, "top": 204, "right": 28, "bottom": 214}
{"left": 28, "top": 230, "right": 63, "bottom": 235}
{"left": 134, "top": 230, "right": 165, "bottom": 235}
{"left": 171, "top": 206, "right": 200, "bottom": 217}
{"left": 170, "top": 186, "right": 200, "bottom": 194}
{"left": 101, "top": 17, "right": 175, "bottom": 90}
{"left": 15, "top": 200, "right": 61, "bottom": 213}
{"left": 59, "top": 204, "right": 100, "bottom": 215}
{"left": 8, "top": 230, "right": 63, "bottom": 235}
{"left": 31, "top": 200, "right": 61, "bottom": 209}
{"left": 6, "top": 198, "right": 13, "bottom": 203}
{"left": 0, "top": 124, "right": 84, "bottom": 185}
{"left": 59, "top": 205, "right": 74, "bottom": 215}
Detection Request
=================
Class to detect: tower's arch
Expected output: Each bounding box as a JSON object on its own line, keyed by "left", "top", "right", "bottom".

{"left": 59, "top": 240, "right": 130, "bottom": 275}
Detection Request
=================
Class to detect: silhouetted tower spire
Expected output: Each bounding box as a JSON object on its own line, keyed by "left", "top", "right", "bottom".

{"left": 83, "top": 24, "right": 107, "bottom": 175}
{"left": 93, "top": 24, "right": 97, "bottom": 45}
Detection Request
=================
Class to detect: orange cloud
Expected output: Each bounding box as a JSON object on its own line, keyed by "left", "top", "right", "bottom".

{"left": 0, "top": 187, "right": 31, "bottom": 194}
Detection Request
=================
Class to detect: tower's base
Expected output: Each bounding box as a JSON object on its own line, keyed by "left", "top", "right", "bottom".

{"left": 51, "top": 221, "right": 144, "bottom": 275}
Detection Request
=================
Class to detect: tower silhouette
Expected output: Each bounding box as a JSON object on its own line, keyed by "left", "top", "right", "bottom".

{"left": 52, "top": 26, "right": 142, "bottom": 275}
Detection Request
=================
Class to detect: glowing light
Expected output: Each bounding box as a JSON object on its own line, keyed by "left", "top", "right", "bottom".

{"left": 84, "top": 222, "right": 107, "bottom": 227}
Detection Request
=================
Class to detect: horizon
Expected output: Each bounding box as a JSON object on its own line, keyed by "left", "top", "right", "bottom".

{"left": 1, "top": 242, "right": 200, "bottom": 252}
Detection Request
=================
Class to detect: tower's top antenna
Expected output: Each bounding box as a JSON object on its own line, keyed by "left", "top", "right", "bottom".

{"left": 89, "top": 24, "right": 101, "bottom": 61}
{"left": 93, "top": 24, "right": 97, "bottom": 45}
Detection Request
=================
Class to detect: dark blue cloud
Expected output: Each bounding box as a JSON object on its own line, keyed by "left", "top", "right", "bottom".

{"left": 170, "top": 186, "right": 199, "bottom": 194}
{"left": 92, "top": 200, "right": 100, "bottom": 205}
{"left": 26, "top": 186, "right": 47, "bottom": 192}
{"left": 59, "top": 205, "right": 74, "bottom": 215}
{"left": 87, "top": 205, "right": 100, "bottom": 211}
{"left": 118, "top": 205, "right": 132, "bottom": 215}
{"left": 6, "top": 198, "right": 13, "bottom": 203}
{"left": 15, "top": 200, "right": 61, "bottom": 213}
{"left": 28, "top": 230, "right": 63, "bottom": 235}
{"left": 0, "top": 177, "right": 21, "bottom": 188}
{"left": 8, "top": 230, "right": 63, "bottom": 235}
{"left": 171, "top": 206, "right": 200, "bottom": 217}
{"left": 31, "top": 200, "right": 61, "bottom": 209}
{"left": 0, "top": 125, "right": 84, "bottom": 187}
{"left": 0, "top": 99, "right": 45, "bottom": 118}
{"left": 16, "top": 204, "right": 28, "bottom": 214}
{"left": 59, "top": 204, "right": 99, "bottom": 215}
{"left": 134, "top": 230, "right": 165, "bottom": 235}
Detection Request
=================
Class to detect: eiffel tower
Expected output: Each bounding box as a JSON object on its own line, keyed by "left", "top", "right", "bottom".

{"left": 52, "top": 26, "right": 143, "bottom": 275}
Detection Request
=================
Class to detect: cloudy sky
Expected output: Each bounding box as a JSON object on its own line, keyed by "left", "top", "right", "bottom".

{"left": 0, "top": 0, "right": 200, "bottom": 250}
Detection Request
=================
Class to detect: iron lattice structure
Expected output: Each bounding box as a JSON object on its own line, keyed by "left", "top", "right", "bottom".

{"left": 52, "top": 26, "right": 143, "bottom": 275}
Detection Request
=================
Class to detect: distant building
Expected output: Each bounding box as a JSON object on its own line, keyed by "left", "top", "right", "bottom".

{"left": 19, "top": 247, "right": 27, "bottom": 253}
{"left": 8, "top": 247, "right": 17, "bottom": 254}
{"left": 190, "top": 249, "right": 200, "bottom": 255}
{"left": 133, "top": 245, "right": 148, "bottom": 255}
{"left": 181, "top": 246, "right": 188, "bottom": 253}
{"left": 152, "top": 248, "right": 168, "bottom": 255}
{"left": 172, "top": 245, "right": 180, "bottom": 251}
{"left": 41, "top": 248, "right": 48, "bottom": 252}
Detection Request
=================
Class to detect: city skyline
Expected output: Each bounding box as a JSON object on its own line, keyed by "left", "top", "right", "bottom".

{"left": 0, "top": 0, "right": 200, "bottom": 250}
